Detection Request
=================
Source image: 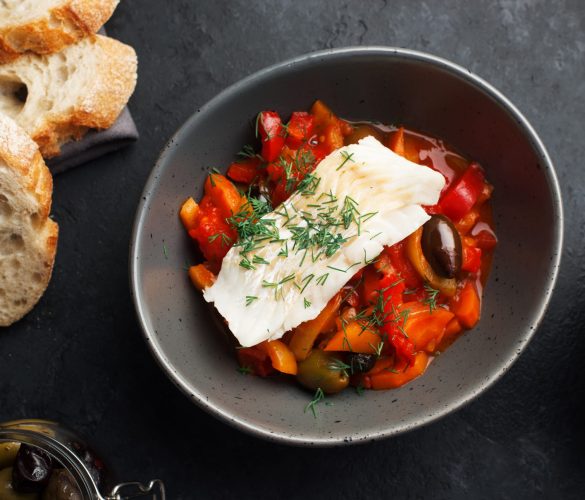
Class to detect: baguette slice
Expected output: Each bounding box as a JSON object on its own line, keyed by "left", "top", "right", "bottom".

{"left": 0, "top": 34, "right": 137, "bottom": 158}
{"left": 0, "top": 111, "right": 58, "bottom": 327}
{"left": 0, "top": 0, "right": 120, "bottom": 63}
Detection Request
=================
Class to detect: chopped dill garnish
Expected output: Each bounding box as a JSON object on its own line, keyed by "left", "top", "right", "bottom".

{"left": 245, "top": 295, "right": 258, "bottom": 306}
{"left": 336, "top": 151, "right": 354, "bottom": 171}
{"left": 304, "top": 388, "right": 325, "bottom": 418}
{"left": 300, "top": 274, "right": 315, "bottom": 293}
{"left": 237, "top": 365, "right": 253, "bottom": 375}
{"left": 252, "top": 255, "right": 270, "bottom": 265}
{"left": 237, "top": 144, "right": 261, "bottom": 159}
{"left": 239, "top": 257, "right": 255, "bottom": 270}
{"left": 326, "top": 262, "right": 360, "bottom": 273}
{"left": 254, "top": 112, "right": 261, "bottom": 138}
{"left": 304, "top": 298, "right": 311, "bottom": 309}
{"left": 316, "top": 273, "right": 329, "bottom": 286}
{"left": 355, "top": 384, "right": 365, "bottom": 396}
{"left": 328, "top": 358, "right": 351, "bottom": 377}
{"left": 162, "top": 243, "right": 168, "bottom": 259}
{"left": 423, "top": 283, "right": 440, "bottom": 313}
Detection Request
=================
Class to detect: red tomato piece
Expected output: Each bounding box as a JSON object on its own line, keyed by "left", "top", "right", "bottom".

{"left": 473, "top": 229, "right": 498, "bottom": 250}
{"left": 461, "top": 246, "right": 482, "bottom": 273}
{"left": 438, "top": 163, "right": 485, "bottom": 221}
{"left": 226, "top": 158, "right": 260, "bottom": 184}
{"left": 384, "top": 243, "right": 423, "bottom": 290}
{"left": 285, "top": 112, "right": 315, "bottom": 149}
{"left": 237, "top": 346, "right": 274, "bottom": 377}
{"left": 258, "top": 111, "right": 285, "bottom": 162}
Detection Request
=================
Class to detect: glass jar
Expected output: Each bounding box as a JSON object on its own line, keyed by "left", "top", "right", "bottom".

{"left": 0, "top": 420, "right": 165, "bottom": 500}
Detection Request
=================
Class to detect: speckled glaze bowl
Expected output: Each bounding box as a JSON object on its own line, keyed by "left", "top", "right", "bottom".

{"left": 130, "top": 47, "right": 562, "bottom": 446}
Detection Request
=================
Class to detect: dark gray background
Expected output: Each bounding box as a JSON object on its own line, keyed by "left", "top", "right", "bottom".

{"left": 1, "top": 1, "right": 583, "bottom": 498}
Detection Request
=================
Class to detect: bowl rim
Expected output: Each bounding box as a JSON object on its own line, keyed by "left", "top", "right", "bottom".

{"left": 130, "top": 46, "right": 564, "bottom": 446}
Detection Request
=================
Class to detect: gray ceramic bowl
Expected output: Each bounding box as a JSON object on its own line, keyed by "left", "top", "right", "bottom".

{"left": 130, "top": 47, "right": 563, "bottom": 446}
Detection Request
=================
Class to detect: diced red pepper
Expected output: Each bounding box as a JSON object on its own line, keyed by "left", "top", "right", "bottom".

{"left": 384, "top": 242, "right": 423, "bottom": 290}
{"left": 285, "top": 112, "right": 314, "bottom": 149}
{"left": 258, "top": 111, "right": 285, "bottom": 162}
{"left": 389, "top": 333, "right": 415, "bottom": 364}
{"left": 237, "top": 346, "right": 274, "bottom": 377}
{"left": 473, "top": 229, "right": 498, "bottom": 250}
{"left": 438, "top": 163, "right": 485, "bottom": 221}
{"left": 226, "top": 157, "right": 261, "bottom": 184}
{"left": 461, "top": 246, "right": 482, "bottom": 273}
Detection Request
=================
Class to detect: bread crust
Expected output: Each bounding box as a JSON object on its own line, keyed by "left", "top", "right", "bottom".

{"left": 0, "top": 35, "right": 138, "bottom": 158}
{"left": 0, "top": 112, "right": 59, "bottom": 326}
{"left": 33, "top": 35, "right": 137, "bottom": 158}
{"left": 0, "top": 0, "right": 119, "bottom": 63}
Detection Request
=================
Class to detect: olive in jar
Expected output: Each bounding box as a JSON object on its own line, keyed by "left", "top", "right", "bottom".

{"left": 0, "top": 467, "right": 39, "bottom": 500}
{"left": 421, "top": 215, "right": 462, "bottom": 278}
{"left": 12, "top": 444, "right": 53, "bottom": 493}
{"left": 0, "top": 442, "right": 20, "bottom": 469}
{"left": 347, "top": 353, "right": 376, "bottom": 374}
{"left": 42, "top": 469, "right": 81, "bottom": 500}
{"left": 296, "top": 350, "right": 349, "bottom": 394}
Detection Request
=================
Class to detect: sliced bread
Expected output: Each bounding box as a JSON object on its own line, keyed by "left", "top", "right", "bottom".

{"left": 0, "top": 0, "right": 120, "bottom": 63}
{"left": 0, "top": 111, "right": 58, "bottom": 327}
{"left": 0, "top": 34, "right": 137, "bottom": 158}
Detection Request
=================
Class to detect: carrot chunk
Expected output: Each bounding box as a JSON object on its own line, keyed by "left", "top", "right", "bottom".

{"left": 188, "top": 264, "right": 216, "bottom": 291}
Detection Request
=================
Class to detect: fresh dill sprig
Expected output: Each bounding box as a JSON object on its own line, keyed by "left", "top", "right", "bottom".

{"left": 328, "top": 358, "right": 351, "bottom": 378}
{"left": 237, "top": 365, "right": 253, "bottom": 375}
{"left": 316, "top": 273, "right": 329, "bottom": 286}
{"left": 304, "top": 388, "right": 325, "bottom": 418}
{"left": 304, "top": 297, "right": 311, "bottom": 309}
{"left": 423, "top": 283, "right": 440, "bottom": 313}
{"left": 336, "top": 151, "right": 354, "bottom": 171}
{"left": 245, "top": 295, "right": 258, "bottom": 306}
{"left": 252, "top": 255, "right": 270, "bottom": 265}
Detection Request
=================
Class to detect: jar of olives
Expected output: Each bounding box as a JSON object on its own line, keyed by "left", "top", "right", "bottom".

{"left": 0, "top": 420, "right": 165, "bottom": 500}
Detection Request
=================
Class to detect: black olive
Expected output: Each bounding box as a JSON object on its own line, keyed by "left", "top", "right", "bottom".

{"left": 421, "top": 215, "right": 462, "bottom": 278}
{"left": 42, "top": 469, "right": 82, "bottom": 500}
{"left": 12, "top": 444, "right": 53, "bottom": 493}
{"left": 347, "top": 353, "right": 376, "bottom": 374}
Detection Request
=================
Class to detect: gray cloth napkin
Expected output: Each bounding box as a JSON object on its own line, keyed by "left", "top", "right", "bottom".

{"left": 46, "top": 107, "right": 138, "bottom": 175}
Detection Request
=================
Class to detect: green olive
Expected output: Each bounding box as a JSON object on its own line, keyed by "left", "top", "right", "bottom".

{"left": 0, "top": 468, "right": 39, "bottom": 500}
{"left": 0, "top": 442, "right": 20, "bottom": 469}
{"left": 296, "top": 349, "right": 349, "bottom": 394}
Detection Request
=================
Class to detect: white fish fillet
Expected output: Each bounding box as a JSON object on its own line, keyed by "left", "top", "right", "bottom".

{"left": 204, "top": 136, "right": 445, "bottom": 347}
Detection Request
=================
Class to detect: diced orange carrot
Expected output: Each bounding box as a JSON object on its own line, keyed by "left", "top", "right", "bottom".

{"left": 188, "top": 264, "right": 216, "bottom": 291}
{"left": 204, "top": 173, "right": 246, "bottom": 218}
{"left": 179, "top": 197, "right": 200, "bottom": 231}
{"left": 323, "top": 122, "right": 344, "bottom": 151}
{"left": 289, "top": 294, "right": 342, "bottom": 361}
{"left": 367, "top": 352, "right": 429, "bottom": 390}
{"left": 445, "top": 317, "right": 463, "bottom": 338}
{"left": 451, "top": 281, "right": 480, "bottom": 329}
{"left": 400, "top": 302, "right": 454, "bottom": 353}
{"left": 324, "top": 321, "right": 382, "bottom": 354}
{"left": 455, "top": 207, "right": 480, "bottom": 235}
{"left": 310, "top": 100, "right": 337, "bottom": 130}
{"left": 388, "top": 127, "right": 406, "bottom": 157}
{"left": 259, "top": 340, "right": 298, "bottom": 375}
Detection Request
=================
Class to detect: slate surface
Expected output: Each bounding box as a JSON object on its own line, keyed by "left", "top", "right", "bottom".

{"left": 1, "top": 1, "right": 583, "bottom": 499}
